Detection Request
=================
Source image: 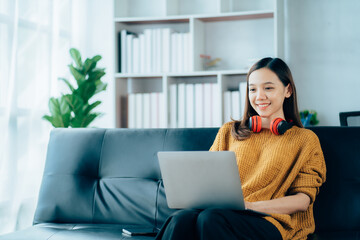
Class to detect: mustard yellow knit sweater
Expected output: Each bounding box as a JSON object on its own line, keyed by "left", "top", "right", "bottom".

{"left": 210, "top": 122, "right": 326, "bottom": 240}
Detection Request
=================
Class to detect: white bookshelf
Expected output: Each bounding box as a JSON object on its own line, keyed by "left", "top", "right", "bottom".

{"left": 114, "top": 0, "right": 284, "bottom": 128}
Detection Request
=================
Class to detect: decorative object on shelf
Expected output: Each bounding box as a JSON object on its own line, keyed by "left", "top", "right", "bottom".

{"left": 200, "top": 54, "right": 221, "bottom": 70}
{"left": 42, "top": 48, "right": 107, "bottom": 128}
{"left": 300, "top": 110, "right": 319, "bottom": 127}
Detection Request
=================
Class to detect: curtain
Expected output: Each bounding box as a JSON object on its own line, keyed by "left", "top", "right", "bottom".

{"left": 0, "top": 0, "right": 74, "bottom": 234}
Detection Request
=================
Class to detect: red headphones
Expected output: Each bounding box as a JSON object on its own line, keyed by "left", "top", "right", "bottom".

{"left": 249, "top": 115, "right": 294, "bottom": 135}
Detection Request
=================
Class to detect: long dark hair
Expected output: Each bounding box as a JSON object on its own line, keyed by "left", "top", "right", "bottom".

{"left": 231, "top": 57, "right": 303, "bottom": 140}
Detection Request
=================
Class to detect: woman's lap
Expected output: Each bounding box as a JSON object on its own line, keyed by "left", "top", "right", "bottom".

{"left": 155, "top": 208, "right": 282, "bottom": 240}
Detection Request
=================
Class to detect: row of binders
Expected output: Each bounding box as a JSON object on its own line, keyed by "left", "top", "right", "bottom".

{"left": 223, "top": 91, "right": 242, "bottom": 123}
{"left": 127, "top": 81, "right": 248, "bottom": 128}
{"left": 170, "top": 83, "right": 221, "bottom": 128}
{"left": 119, "top": 28, "right": 192, "bottom": 74}
{"left": 223, "top": 81, "right": 247, "bottom": 123}
{"left": 128, "top": 92, "right": 166, "bottom": 129}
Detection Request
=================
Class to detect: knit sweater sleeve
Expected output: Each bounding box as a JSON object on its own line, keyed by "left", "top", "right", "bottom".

{"left": 288, "top": 132, "right": 327, "bottom": 204}
{"left": 209, "top": 122, "right": 232, "bottom": 151}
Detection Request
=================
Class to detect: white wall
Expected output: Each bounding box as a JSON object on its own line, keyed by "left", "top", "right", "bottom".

{"left": 284, "top": 0, "right": 360, "bottom": 126}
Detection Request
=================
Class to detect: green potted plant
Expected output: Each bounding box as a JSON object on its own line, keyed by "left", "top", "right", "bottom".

{"left": 43, "top": 48, "right": 107, "bottom": 127}
{"left": 300, "top": 110, "right": 319, "bottom": 127}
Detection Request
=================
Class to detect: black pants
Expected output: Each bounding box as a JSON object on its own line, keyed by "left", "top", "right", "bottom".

{"left": 155, "top": 208, "right": 282, "bottom": 240}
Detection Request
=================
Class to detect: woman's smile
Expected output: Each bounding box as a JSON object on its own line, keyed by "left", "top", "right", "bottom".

{"left": 256, "top": 103, "right": 271, "bottom": 110}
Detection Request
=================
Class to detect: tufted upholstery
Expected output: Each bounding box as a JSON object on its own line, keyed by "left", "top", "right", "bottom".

{"left": 0, "top": 127, "right": 360, "bottom": 240}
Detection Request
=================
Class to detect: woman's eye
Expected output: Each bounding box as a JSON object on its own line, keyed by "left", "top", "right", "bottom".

{"left": 265, "top": 87, "right": 274, "bottom": 90}
{"left": 249, "top": 88, "right": 255, "bottom": 92}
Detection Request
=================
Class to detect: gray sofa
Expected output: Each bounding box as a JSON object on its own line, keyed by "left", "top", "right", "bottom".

{"left": 1, "top": 127, "right": 359, "bottom": 240}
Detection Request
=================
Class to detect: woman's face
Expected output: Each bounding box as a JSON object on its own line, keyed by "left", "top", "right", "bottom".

{"left": 248, "top": 68, "right": 292, "bottom": 121}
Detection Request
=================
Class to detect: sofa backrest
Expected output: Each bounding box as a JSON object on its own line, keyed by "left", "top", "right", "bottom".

{"left": 33, "top": 128, "right": 218, "bottom": 228}
{"left": 310, "top": 127, "right": 360, "bottom": 233}
{"left": 34, "top": 127, "right": 360, "bottom": 233}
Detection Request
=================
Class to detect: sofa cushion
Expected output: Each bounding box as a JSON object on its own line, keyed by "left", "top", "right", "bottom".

{"left": 34, "top": 128, "right": 218, "bottom": 228}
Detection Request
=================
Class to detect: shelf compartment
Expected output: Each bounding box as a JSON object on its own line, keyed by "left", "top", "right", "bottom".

{"left": 193, "top": 17, "right": 275, "bottom": 71}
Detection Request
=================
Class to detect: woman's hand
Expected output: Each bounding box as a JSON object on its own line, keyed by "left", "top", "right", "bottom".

{"left": 244, "top": 193, "right": 311, "bottom": 215}
{"left": 244, "top": 201, "right": 253, "bottom": 210}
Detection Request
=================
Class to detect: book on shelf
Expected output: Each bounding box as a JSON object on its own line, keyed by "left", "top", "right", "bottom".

{"left": 162, "top": 28, "right": 172, "bottom": 73}
{"left": 170, "top": 84, "right": 178, "bottom": 128}
{"left": 195, "top": 83, "right": 204, "bottom": 127}
{"left": 143, "top": 93, "right": 151, "bottom": 128}
{"left": 239, "top": 81, "right": 247, "bottom": 118}
{"left": 212, "top": 83, "right": 221, "bottom": 127}
{"left": 133, "top": 37, "right": 140, "bottom": 73}
{"left": 128, "top": 94, "right": 136, "bottom": 128}
{"left": 135, "top": 93, "right": 143, "bottom": 128}
{"left": 150, "top": 92, "right": 158, "bottom": 128}
{"left": 177, "top": 83, "right": 186, "bottom": 128}
{"left": 159, "top": 93, "right": 166, "bottom": 128}
{"left": 126, "top": 34, "right": 135, "bottom": 73}
{"left": 120, "top": 95, "right": 128, "bottom": 128}
{"left": 155, "top": 28, "right": 162, "bottom": 73}
{"left": 144, "top": 29, "right": 152, "bottom": 73}
{"left": 170, "top": 32, "right": 178, "bottom": 73}
{"left": 223, "top": 90, "right": 242, "bottom": 123}
{"left": 139, "top": 34, "right": 146, "bottom": 73}
{"left": 186, "top": 84, "right": 195, "bottom": 128}
{"left": 231, "top": 91, "right": 240, "bottom": 121}
{"left": 120, "top": 30, "right": 137, "bottom": 73}
{"left": 203, "top": 83, "right": 212, "bottom": 127}
{"left": 117, "top": 32, "right": 121, "bottom": 73}
{"left": 178, "top": 33, "right": 184, "bottom": 73}
{"left": 223, "top": 91, "right": 232, "bottom": 123}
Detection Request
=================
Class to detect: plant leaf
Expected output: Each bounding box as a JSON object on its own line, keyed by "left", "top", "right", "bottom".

{"left": 95, "top": 81, "right": 107, "bottom": 94}
{"left": 70, "top": 112, "right": 98, "bottom": 128}
{"left": 83, "top": 101, "right": 102, "bottom": 116}
{"left": 70, "top": 115, "right": 84, "bottom": 128}
{"left": 82, "top": 113, "right": 101, "bottom": 127}
{"left": 70, "top": 48, "right": 82, "bottom": 68}
{"left": 77, "top": 81, "right": 97, "bottom": 103}
{"left": 69, "top": 64, "right": 85, "bottom": 84}
{"left": 42, "top": 115, "right": 56, "bottom": 127}
{"left": 88, "top": 69, "right": 105, "bottom": 82}
{"left": 46, "top": 97, "right": 71, "bottom": 127}
{"left": 59, "top": 77, "right": 75, "bottom": 92}
{"left": 83, "top": 58, "right": 96, "bottom": 74}
{"left": 63, "top": 94, "right": 84, "bottom": 115}
{"left": 92, "top": 55, "right": 102, "bottom": 63}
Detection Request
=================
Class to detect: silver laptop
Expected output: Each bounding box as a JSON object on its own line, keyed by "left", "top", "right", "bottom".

{"left": 158, "top": 151, "right": 248, "bottom": 210}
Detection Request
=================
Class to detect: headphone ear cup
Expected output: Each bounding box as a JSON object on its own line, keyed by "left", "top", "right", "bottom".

{"left": 249, "top": 116, "right": 262, "bottom": 133}
{"left": 271, "top": 118, "right": 293, "bottom": 135}
{"left": 270, "top": 118, "right": 284, "bottom": 135}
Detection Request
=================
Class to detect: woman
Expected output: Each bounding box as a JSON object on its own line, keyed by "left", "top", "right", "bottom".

{"left": 156, "top": 57, "right": 326, "bottom": 240}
